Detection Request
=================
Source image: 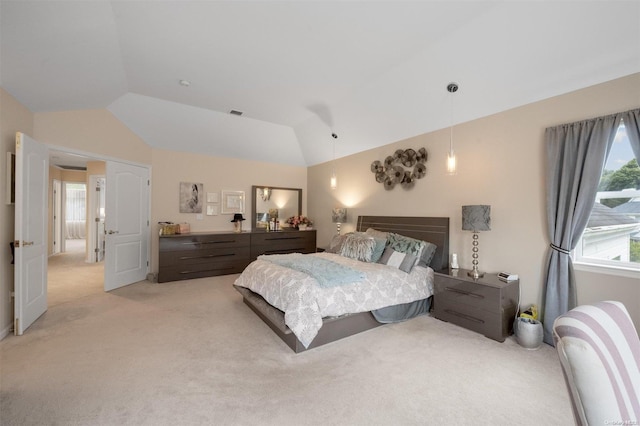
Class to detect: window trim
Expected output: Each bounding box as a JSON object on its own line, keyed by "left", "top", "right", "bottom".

{"left": 573, "top": 259, "right": 640, "bottom": 279}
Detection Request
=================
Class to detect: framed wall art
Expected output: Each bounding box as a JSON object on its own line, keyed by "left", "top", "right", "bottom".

{"left": 221, "top": 190, "right": 245, "bottom": 214}
{"left": 207, "top": 192, "right": 219, "bottom": 203}
{"left": 206, "top": 205, "right": 218, "bottom": 216}
{"left": 179, "top": 182, "right": 203, "bottom": 213}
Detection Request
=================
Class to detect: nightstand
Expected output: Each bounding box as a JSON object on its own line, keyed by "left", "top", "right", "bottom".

{"left": 432, "top": 268, "right": 519, "bottom": 342}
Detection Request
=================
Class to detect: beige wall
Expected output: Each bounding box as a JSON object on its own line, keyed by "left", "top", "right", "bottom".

{"left": 150, "top": 148, "right": 307, "bottom": 274}
{"left": 0, "top": 88, "right": 34, "bottom": 338}
{"left": 308, "top": 72, "right": 640, "bottom": 327}
{"left": 34, "top": 110, "right": 152, "bottom": 165}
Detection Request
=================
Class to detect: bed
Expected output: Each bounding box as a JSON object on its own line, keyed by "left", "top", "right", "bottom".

{"left": 234, "top": 215, "right": 450, "bottom": 352}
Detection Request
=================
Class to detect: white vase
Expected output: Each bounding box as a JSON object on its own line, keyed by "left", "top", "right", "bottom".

{"left": 298, "top": 224, "right": 307, "bottom": 230}
{"left": 515, "top": 317, "right": 543, "bottom": 350}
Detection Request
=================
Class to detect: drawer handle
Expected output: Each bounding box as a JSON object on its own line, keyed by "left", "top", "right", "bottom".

{"left": 263, "top": 236, "right": 304, "bottom": 241}
{"left": 179, "top": 253, "right": 235, "bottom": 260}
{"left": 444, "top": 287, "right": 484, "bottom": 299}
{"left": 179, "top": 266, "right": 234, "bottom": 274}
{"left": 444, "top": 309, "right": 485, "bottom": 324}
{"left": 194, "top": 240, "right": 236, "bottom": 245}
{"left": 261, "top": 247, "right": 307, "bottom": 254}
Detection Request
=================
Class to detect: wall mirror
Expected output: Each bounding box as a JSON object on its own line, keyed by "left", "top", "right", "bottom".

{"left": 251, "top": 185, "right": 302, "bottom": 230}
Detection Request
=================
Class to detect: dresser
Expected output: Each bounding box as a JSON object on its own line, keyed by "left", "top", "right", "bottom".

{"left": 158, "top": 232, "right": 252, "bottom": 282}
{"left": 158, "top": 229, "right": 316, "bottom": 283}
{"left": 432, "top": 269, "right": 519, "bottom": 342}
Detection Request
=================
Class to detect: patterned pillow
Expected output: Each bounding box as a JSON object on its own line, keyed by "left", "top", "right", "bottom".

{"left": 339, "top": 232, "right": 376, "bottom": 262}
{"left": 387, "top": 233, "right": 425, "bottom": 265}
{"left": 365, "top": 228, "right": 387, "bottom": 263}
{"left": 387, "top": 233, "right": 438, "bottom": 268}
{"left": 378, "top": 247, "right": 417, "bottom": 273}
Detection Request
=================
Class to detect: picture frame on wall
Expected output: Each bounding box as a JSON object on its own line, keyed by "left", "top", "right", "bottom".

{"left": 179, "top": 182, "right": 203, "bottom": 213}
{"left": 206, "top": 205, "right": 218, "bottom": 216}
{"left": 221, "top": 190, "right": 245, "bottom": 214}
{"left": 206, "top": 192, "right": 219, "bottom": 203}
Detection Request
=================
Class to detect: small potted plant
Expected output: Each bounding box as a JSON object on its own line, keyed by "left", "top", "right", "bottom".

{"left": 286, "top": 215, "right": 312, "bottom": 230}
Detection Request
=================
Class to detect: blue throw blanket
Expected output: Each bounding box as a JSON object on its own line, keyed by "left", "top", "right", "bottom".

{"left": 259, "top": 253, "right": 365, "bottom": 288}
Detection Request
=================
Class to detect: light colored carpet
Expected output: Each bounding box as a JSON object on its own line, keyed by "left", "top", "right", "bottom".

{"left": 0, "top": 273, "right": 573, "bottom": 426}
{"left": 48, "top": 240, "right": 104, "bottom": 307}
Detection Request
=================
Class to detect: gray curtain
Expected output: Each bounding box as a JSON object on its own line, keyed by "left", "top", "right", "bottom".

{"left": 542, "top": 113, "right": 620, "bottom": 345}
{"left": 621, "top": 109, "right": 640, "bottom": 160}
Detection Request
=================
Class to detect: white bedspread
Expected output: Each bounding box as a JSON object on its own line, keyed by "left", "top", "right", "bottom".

{"left": 234, "top": 252, "right": 434, "bottom": 348}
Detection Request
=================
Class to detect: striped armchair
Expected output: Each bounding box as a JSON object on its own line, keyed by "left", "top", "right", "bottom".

{"left": 553, "top": 301, "right": 640, "bottom": 425}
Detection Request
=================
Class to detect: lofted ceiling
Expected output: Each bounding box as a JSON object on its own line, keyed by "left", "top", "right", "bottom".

{"left": 1, "top": 1, "right": 639, "bottom": 168}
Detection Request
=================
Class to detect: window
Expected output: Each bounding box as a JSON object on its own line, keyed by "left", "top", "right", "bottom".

{"left": 574, "top": 121, "right": 640, "bottom": 272}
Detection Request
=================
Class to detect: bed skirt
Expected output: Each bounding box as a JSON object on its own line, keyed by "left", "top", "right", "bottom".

{"left": 234, "top": 284, "right": 431, "bottom": 352}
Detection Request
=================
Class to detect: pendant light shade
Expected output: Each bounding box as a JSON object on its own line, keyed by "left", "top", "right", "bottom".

{"left": 446, "top": 82, "right": 458, "bottom": 175}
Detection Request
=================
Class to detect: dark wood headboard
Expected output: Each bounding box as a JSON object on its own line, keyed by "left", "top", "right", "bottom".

{"left": 356, "top": 216, "right": 450, "bottom": 272}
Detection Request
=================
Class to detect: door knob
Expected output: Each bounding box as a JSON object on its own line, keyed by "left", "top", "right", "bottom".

{"left": 107, "top": 230, "right": 119, "bottom": 235}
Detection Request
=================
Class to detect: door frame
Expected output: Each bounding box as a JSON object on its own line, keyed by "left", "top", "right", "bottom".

{"left": 51, "top": 179, "right": 62, "bottom": 255}
{"left": 88, "top": 174, "right": 106, "bottom": 263}
{"left": 46, "top": 144, "right": 151, "bottom": 285}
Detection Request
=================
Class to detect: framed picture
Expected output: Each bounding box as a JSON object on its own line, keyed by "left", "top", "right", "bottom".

{"left": 206, "top": 205, "right": 218, "bottom": 216}
{"left": 179, "top": 182, "right": 203, "bottom": 213}
{"left": 207, "top": 192, "right": 219, "bottom": 203}
{"left": 221, "top": 190, "right": 245, "bottom": 214}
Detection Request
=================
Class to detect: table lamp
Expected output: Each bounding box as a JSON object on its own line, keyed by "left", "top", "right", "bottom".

{"left": 462, "top": 205, "right": 491, "bottom": 279}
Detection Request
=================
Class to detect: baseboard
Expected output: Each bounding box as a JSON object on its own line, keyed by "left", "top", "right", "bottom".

{"left": 0, "top": 323, "right": 12, "bottom": 341}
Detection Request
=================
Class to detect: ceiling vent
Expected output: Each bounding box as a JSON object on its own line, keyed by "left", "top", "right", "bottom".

{"left": 229, "top": 110, "right": 243, "bottom": 116}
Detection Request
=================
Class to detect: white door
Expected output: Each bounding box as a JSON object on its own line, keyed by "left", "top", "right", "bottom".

{"left": 104, "top": 162, "right": 149, "bottom": 291}
{"left": 14, "top": 132, "right": 48, "bottom": 335}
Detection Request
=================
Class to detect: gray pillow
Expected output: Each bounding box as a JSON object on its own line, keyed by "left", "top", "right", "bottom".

{"left": 365, "top": 228, "right": 388, "bottom": 240}
{"left": 387, "top": 232, "right": 438, "bottom": 268}
{"left": 418, "top": 242, "right": 438, "bottom": 268}
{"left": 365, "top": 228, "right": 388, "bottom": 263}
{"left": 326, "top": 234, "right": 348, "bottom": 254}
{"left": 340, "top": 232, "right": 376, "bottom": 262}
{"left": 378, "top": 247, "right": 417, "bottom": 273}
{"left": 387, "top": 233, "right": 425, "bottom": 266}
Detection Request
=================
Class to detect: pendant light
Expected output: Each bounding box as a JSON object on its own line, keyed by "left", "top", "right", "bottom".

{"left": 446, "top": 82, "right": 458, "bottom": 175}
{"left": 330, "top": 133, "right": 338, "bottom": 189}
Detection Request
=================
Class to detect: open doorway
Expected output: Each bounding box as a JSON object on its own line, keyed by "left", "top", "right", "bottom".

{"left": 47, "top": 154, "right": 106, "bottom": 307}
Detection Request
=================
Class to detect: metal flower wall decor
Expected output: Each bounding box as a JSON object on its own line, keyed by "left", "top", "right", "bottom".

{"left": 370, "top": 148, "right": 427, "bottom": 190}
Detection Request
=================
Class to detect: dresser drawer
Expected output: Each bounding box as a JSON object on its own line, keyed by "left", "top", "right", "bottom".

{"left": 159, "top": 246, "right": 250, "bottom": 268}
{"left": 251, "top": 231, "right": 316, "bottom": 258}
{"left": 434, "top": 277, "right": 500, "bottom": 312}
{"left": 158, "top": 259, "right": 251, "bottom": 282}
{"left": 433, "top": 299, "right": 509, "bottom": 342}
{"left": 160, "top": 233, "right": 250, "bottom": 252}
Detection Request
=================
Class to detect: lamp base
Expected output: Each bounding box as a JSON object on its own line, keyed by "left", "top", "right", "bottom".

{"left": 467, "top": 268, "right": 484, "bottom": 279}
